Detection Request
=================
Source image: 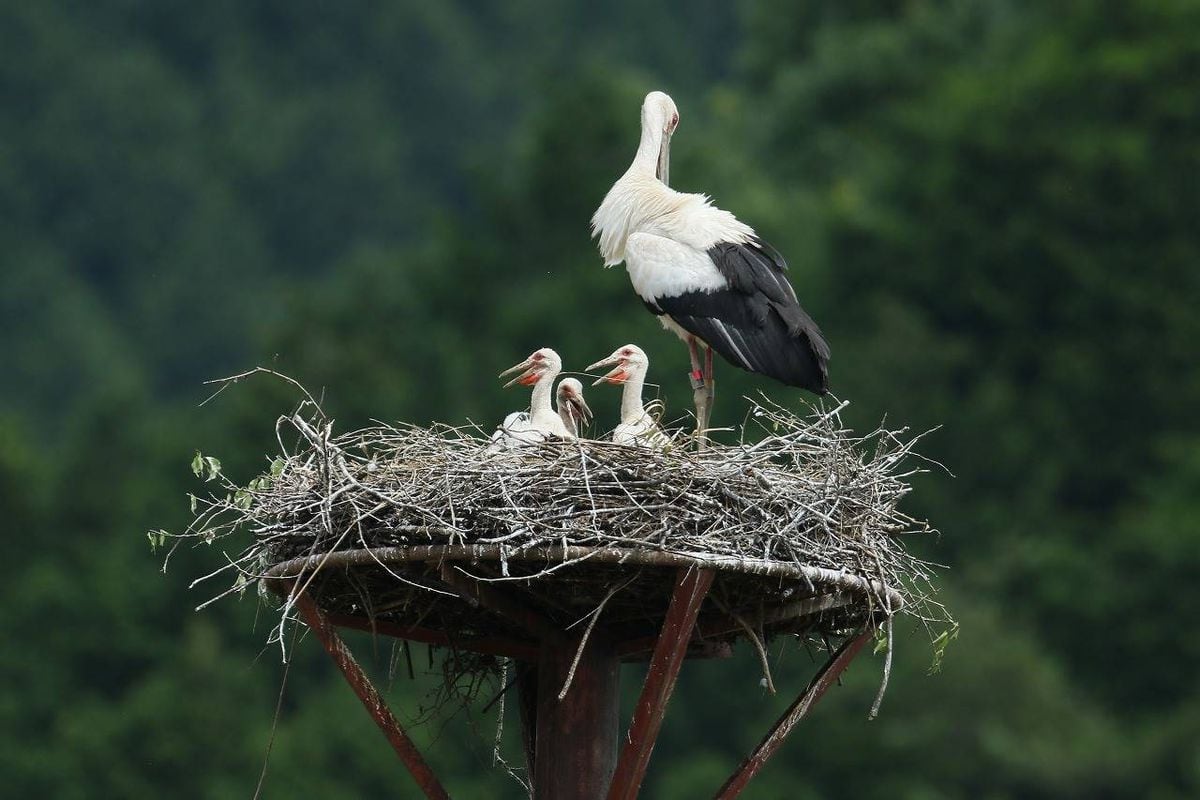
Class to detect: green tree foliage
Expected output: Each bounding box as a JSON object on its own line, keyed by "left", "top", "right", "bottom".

{"left": 743, "top": 0, "right": 1200, "bottom": 711}
{"left": 2, "top": 0, "right": 1197, "bottom": 797}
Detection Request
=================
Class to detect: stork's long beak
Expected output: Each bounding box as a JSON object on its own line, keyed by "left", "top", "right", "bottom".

{"left": 587, "top": 354, "right": 628, "bottom": 386}
{"left": 585, "top": 354, "right": 616, "bottom": 373}
{"left": 499, "top": 358, "right": 538, "bottom": 388}
{"left": 656, "top": 131, "right": 671, "bottom": 186}
{"left": 568, "top": 393, "right": 594, "bottom": 425}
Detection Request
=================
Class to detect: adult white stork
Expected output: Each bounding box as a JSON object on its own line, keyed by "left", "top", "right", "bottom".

{"left": 490, "top": 348, "right": 578, "bottom": 448}
{"left": 587, "top": 344, "right": 669, "bottom": 448}
{"left": 591, "top": 90, "right": 830, "bottom": 441}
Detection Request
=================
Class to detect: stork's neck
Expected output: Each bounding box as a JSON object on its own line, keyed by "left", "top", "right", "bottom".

{"left": 632, "top": 122, "right": 661, "bottom": 177}
{"left": 530, "top": 372, "right": 557, "bottom": 419}
{"left": 620, "top": 368, "right": 648, "bottom": 423}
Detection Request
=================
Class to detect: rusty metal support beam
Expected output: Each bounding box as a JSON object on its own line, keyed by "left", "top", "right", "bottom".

{"left": 437, "top": 563, "right": 563, "bottom": 644}
{"left": 713, "top": 630, "right": 872, "bottom": 799}
{"left": 606, "top": 567, "right": 714, "bottom": 800}
{"left": 291, "top": 589, "right": 452, "bottom": 800}
{"left": 615, "top": 591, "right": 856, "bottom": 658}
{"left": 325, "top": 611, "right": 539, "bottom": 662}
{"left": 516, "top": 663, "right": 539, "bottom": 778}
{"left": 616, "top": 638, "right": 732, "bottom": 661}
{"left": 534, "top": 635, "right": 621, "bottom": 799}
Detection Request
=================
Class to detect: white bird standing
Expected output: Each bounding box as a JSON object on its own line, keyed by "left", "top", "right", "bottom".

{"left": 491, "top": 348, "right": 577, "bottom": 447}
{"left": 587, "top": 344, "right": 669, "bottom": 448}
{"left": 591, "top": 91, "right": 830, "bottom": 443}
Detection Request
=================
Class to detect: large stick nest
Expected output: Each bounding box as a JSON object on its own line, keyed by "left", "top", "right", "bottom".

{"left": 173, "top": 394, "right": 949, "bottom": 668}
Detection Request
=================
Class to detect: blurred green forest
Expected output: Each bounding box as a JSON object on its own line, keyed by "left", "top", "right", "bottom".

{"left": 2, "top": 0, "right": 1198, "bottom": 797}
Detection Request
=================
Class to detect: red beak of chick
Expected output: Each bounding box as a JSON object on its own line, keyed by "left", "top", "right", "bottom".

{"left": 499, "top": 358, "right": 541, "bottom": 388}
{"left": 586, "top": 354, "right": 628, "bottom": 386}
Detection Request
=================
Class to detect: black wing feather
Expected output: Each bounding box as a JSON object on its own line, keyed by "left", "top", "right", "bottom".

{"left": 651, "top": 238, "right": 830, "bottom": 393}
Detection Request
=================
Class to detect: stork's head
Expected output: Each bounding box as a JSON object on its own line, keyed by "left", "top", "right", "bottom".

{"left": 641, "top": 91, "right": 679, "bottom": 185}
{"left": 587, "top": 344, "right": 649, "bottom": 385}
{"left": 500, "top": 347, "right": 562, "bottom": 388}
{"left": 556, "top": 378, "right": 593, "bottom": 434}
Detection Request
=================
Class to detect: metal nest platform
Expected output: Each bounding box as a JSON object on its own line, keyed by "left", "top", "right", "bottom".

{"left": 262, "top": 544, "right": 900, "bottom": 800}
{"left": 177, "top": 395, "right": 946, "bottom": 799}
{"left": 265, "top": 544, "right": 901, "bottom": 663}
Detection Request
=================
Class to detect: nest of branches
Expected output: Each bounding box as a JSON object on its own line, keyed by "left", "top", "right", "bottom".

{"left": 171, "top": 391, "right": 948, "bottom": 682}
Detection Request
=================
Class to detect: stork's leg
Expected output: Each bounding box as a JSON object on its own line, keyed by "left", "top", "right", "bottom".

{"left": 687, "top": 338, "right": 709, "bottom": 449}
{"left": 702, "top": 346, "right": 715, "bottom": 440}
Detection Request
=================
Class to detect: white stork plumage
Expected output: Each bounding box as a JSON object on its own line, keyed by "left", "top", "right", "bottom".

{"left": 587, "top": 344, "right": 669, "bottom": 448}
{"left": 491, "top": 377, "right": 591, "bottom": 448}
{"left": 591, "top": 90, "right": 830, "bottom": 441}
{"left": 555, "top": 377, "right": 593, "bottom": 437}
{"left": 490, "top": 348, "right": 580, "bottom": 447}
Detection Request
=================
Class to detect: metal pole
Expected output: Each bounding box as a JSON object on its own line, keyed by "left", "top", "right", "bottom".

{"left": 516, "top": 663, "right": 539, "bottom": 777}
{"left": 291, "top": 590, "right": 452, "bottom": 800}
{"left": 532, "top": 635, "right": 621, "bottom": 799}
{"left": 713, "top": 630, "right": 871, "bottom": 799}
{"left": 607, "top": 567, "right": 714, "bottom": 800}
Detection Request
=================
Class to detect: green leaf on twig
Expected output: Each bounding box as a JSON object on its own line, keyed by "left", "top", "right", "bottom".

{"left": 928, "top": 623, "right": 960, "bottom": 674}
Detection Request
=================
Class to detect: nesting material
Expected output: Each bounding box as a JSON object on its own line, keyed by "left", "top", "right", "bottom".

{"left": 177, "top": 395, "right": 947, "bottom": 667}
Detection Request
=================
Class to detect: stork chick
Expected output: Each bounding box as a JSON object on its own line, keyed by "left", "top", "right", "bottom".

{"left": 587, "top": 344, "right": 669, "bottom": 448}
{"left": 492, "top": 347, "right": 573, "bottom": 446}
{"left": 556, "top": 377, "right": 593, "bottom": 438}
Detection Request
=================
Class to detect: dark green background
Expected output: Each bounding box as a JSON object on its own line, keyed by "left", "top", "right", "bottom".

{"left": 3, "top": 1, "right": 1198, "bottom": 797}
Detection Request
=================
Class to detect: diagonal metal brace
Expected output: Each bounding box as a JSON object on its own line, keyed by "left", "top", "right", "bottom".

{"left": 290, "top": 588, "right": 451, "bottom": 800}
{"left": 607, "top": 566, "right": 714, "bottom": 800}
{"left": 713, "top": 630, "right": 872, "bottom": 799}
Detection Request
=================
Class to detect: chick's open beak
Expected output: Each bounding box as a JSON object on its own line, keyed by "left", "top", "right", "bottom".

{"left": 569, "top": 393, "right": 594, "bottom": 424}
{"left": 586, "top": 353, "right": 626, "bottom": 386}
{"left": 499, "top": 358, "right": 539, "bottom": 388}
